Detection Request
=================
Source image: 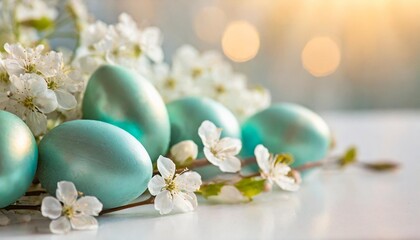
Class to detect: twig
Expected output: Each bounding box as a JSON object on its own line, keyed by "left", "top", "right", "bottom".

{"left": 99, "top": 197, "right": 155, "bottom": 215}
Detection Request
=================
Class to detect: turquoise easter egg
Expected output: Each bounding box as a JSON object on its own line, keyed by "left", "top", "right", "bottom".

{"left": 0, "top": 111, "right": 37, "bottom": 208}
{"left": 38, "top": 120, "right": 152, "bottom": 209}
{"left": 82, "top": 65, "right": 170, "bottom": 162}
{"left": 241, "top": 103, "right": 331, "bottom": 167}
{"left": 167, "top": 97, "right": 241, "bottom": 154}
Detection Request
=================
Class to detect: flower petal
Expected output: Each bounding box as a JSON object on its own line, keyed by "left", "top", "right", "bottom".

{"left": 148, "top": 175, "right": 166, "bottom": 196}
{"left": 255, "top": 144, "right": 270, "bottom": 174}
{"left": 74, "top": 196, "right": 103, "bottom": 216}
{"left": 219, "top": 156, "right": 241, "bottom": 173}
{"left": 154, "top": 190, "right": 173, "bottom": 215}
{"left": 198, "top": 120, "right": 221, "bottom": 148}
{"left": 203, "top": 147, "right": 222, "bottom": 166}
{"left": 157, "top": 155, "right": 175, "bottom": 179}
{"left": 55, "top": 89, "right": 77, "bottom": 110}
{"left": 49, "top": 216, "right": 71, "bottom": 234}
{"left": 26, "top": 111, "right": 48, "bottom": 136}
{"left": 216, "top": 137, "right": 242, "bottom": 156}
{"left": 36, "top": 89, "right": 58, "bottom": 113}
{"left": 174, "top": 172, "right": 202, "bottom": 192}
{"left": 70, "top": 215, "right": 98, "bottom": 230}
{"left": 56, "top": 181, "right": 78, "bottom": 206}
{"left": 173, "top": 192, "right": 197, "bottom": 213}
{"left": 41, "top": 196, "right": 63, "bottom": 219}
{"left": 274, "top": 176, "right": 300, "bottom": 192}
{"left": 169, "top": 140, "right": 198, "bottom": 165}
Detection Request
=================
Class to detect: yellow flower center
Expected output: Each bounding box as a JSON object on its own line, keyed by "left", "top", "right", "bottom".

{"left": 0, "top": 71, "right": 9, "bottom": 83}
{"left": 25, "top": 64, "right": 37, "bottom": 73}
{"left": 47, "top": 79, "right": 58, "bottom": 90}
{"left": 191, "top": 68, "right": 203, "bottom": 79}
{"left": 22, "top": 97, "right": 35, "bottom": 110}
{"left": 62, "top": 205, "right": 75, "bottom": 219}
{"left": 164, "top": 78, "right": 176, "bottom": 89}
{"left": 165, "top": 178, "right": 177, "bottom": 192}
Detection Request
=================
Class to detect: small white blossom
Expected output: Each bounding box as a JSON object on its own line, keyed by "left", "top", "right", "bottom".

{"left": 15, "top": 0, "right": 58, "bottom": 23}
{"left": 3, "top": 43, "right": 46, "bottom": 76}
{"left": 198, "top": 120, "right": 242, "bottom": 173}
{"left": 41, "top": 181, "right": 103, "bottom": 234}
{"left": 76, "top": 13, "right": 164, "bottom": 78}
{"left": 169, "top": 140, "right": 198, "bottom": 166}
{"left": 255, "top": 144, "right": 300, "bottom": 192}
{"left": 208, "top": 186, "right": 249, "bottom": 204}
{"left": 151, "top": 63, "right": 198, "bottom": 102}
{"left": 2, "top": 73, "right": 57, "bottom": 135}
{"left": 148, "top": 156, "right": 202, "bottom": 215}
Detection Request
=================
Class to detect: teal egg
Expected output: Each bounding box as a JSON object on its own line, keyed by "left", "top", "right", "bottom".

{"left": 241, "top": 103, "right": 331, "bottom": 167}
{"left": 82, "top": 65, "right": 170, "bottom": 162}
{"left": 167, "top": 97, "right": 241, "bottom": 154}
{"left": 38, "top": 120, "right": 152, "bottom": 209}
{"left": 0, "top": 111, "right": 37, "bottom": 208}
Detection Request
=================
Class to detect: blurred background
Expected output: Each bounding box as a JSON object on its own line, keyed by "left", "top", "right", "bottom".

{"left": 86, "top": 0, "right": 420, "bottom": 111}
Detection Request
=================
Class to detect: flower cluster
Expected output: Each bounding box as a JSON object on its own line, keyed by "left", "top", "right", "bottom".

{"left": 74, "top": 13, "right": 163, "bottom": 79}
{"left": 0, "top": 43, "right": 83, "bottom": 136}
{"left": 151, "top": 45, "right": 271, "bottom": 120}
{"left": 0, "top": 0, "right": 59, "bottom": 46}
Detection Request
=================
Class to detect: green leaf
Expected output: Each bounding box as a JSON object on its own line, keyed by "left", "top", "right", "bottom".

{"left": 362, "top": 161, "right": 399, "bottom": 172}
{"left": 198, "top": 183, "right": 225, "bottom": 198}
{"left": 234, "top": 177, "right": 265, "bottom": 200}
{"left": 20, "top": 17, "right": 55, "bottom": 31}
{"left": 339, "top": 146, "right": 358, "bottom": 167}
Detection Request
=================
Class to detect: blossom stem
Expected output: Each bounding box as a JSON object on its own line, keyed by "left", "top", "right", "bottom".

{"left": 189, "top": 157, "right": 257, "bottom": 169}
{"left": 294, "top": 160, "right": 325, "bottom": 172}
{"left": 99, "top": 196, "right": 155, "bottom": 215}
{"left": 4, "top": 204, "right": 40, "bottom": 211}
{"left": 25, "top": 190, "right": 47, "bottom": 196}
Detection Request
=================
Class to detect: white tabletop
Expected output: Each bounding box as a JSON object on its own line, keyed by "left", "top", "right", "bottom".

{"left": 2, "top": 111, "right": 420, "bottom": 240}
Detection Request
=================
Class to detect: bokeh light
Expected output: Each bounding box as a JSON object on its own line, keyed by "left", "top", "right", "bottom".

{"left": 222, "top": 21, "right": 260, "bottom": 62}
{"left": 194, "top": 6, "right": 226, "bottom": 44}
{"left": 301, "top": 37, "right": 341, "bottom": 77}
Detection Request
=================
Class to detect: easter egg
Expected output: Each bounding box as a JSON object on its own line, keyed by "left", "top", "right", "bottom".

{"left": 0, "top": 111, "right": 37, "bottom": 208}
{"left": 38, "top": 120, "right": 152, "bottom": 209}
{"left": 82, "top": 65, "right": 170, "bottom": 162}
{"left": 241, "top": 103, "right": 331, "bottom": 167}
{"left": 167, "top": 97, "right": 241, "bottom": 154}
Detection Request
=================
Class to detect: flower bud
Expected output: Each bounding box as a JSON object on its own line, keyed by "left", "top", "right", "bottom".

{"left": 169, "top": 140, "right": 198, "bottom": 166}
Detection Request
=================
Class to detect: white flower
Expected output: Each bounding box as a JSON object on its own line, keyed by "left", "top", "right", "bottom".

{"left": 151, "top": 63, "right": 198, "bottom": 102}
{"left": 41, "top": 181, "right": 103, "bottom": 234}
{"left": 198, "top": 120, "right": 242, "bottom": 173}
{"left": 254, "top": 144, "right": 300, "bottom": 192}
{"left": 15, "top": 0, "right": 58, "bottom": 22}
{"left": 42, "top": 51, "right": 79, "bottom": 110}
{"left": 208, "top": 186, "right": 249, "bottom": 204}
{"left": 2, "top": 73, "right": 57, "bottom": 136}
{"left": 169, "top": 140, "right": 198, "bottom": 166}
{"left": 148, "top": 156, "right": 202, "bottom": 215}
{"left": 3, "top": 43, "right": 46, "bottom": 76}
